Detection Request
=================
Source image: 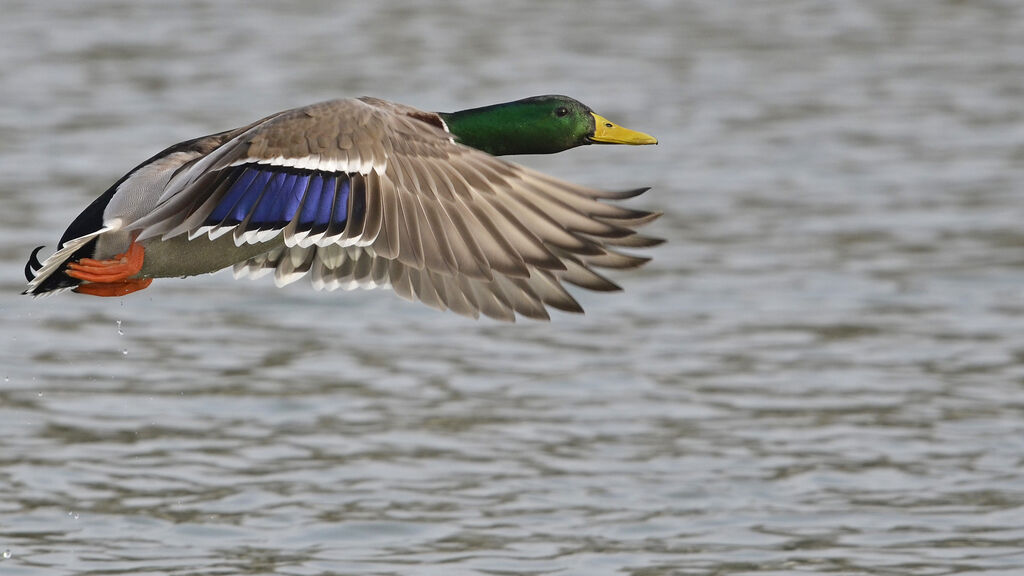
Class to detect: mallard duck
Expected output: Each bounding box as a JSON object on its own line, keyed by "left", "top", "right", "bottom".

{"left": 24, "top": 95, "right": 660, "bottom": 321}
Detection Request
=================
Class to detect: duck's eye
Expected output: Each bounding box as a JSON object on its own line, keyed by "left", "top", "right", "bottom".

{"left": 555, "top": 107, "right": 570, "bottom": 117}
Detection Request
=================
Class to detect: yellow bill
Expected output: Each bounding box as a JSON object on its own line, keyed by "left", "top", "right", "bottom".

{"left": 590, "top": 113, "right": 658, "bottom": 145}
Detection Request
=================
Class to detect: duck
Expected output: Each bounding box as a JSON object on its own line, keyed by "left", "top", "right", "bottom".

{"left": 24, "top": 95, "right": 660, "bottom": 321}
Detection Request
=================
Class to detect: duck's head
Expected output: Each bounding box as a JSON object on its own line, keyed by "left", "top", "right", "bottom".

{"left": 439, "top": 95, "right": 658, "bottom": 157}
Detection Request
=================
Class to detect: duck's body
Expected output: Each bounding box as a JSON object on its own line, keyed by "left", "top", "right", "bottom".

{"left": 25, "top": 95, "right": 659, "bottom": 321}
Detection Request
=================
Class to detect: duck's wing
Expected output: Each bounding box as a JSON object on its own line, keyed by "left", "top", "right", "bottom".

{"left": 127, "top": 97, "right": 661, "bottom": 320}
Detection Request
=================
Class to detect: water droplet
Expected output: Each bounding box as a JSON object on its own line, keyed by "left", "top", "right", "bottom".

{"left": 116, "top": 320, "right": 124, "bottom": 336}
{"left": 2, "top": 549, "right": 10, "bottom": 559}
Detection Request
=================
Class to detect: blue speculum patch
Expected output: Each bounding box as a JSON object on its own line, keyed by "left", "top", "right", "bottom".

{"left": 205, "top": 164, "right": 352, "bottom": 232}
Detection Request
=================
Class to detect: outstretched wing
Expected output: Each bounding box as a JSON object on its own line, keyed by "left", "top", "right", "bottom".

{"left": 127, "top": 97, "right": 661, "bottom": 320}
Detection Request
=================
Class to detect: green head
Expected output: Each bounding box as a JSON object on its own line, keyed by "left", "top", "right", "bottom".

{"left": 438, "top": 95, "right": 657, "bottom": 156}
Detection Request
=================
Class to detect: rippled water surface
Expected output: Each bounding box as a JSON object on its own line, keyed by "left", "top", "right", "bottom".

{"left": 3, "top": 1, "right": 1024, "bottom": 574}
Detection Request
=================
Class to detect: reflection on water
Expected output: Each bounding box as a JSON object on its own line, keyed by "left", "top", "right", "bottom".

{"left": 3, "top": 1, "right": 1024, "bottom": 574}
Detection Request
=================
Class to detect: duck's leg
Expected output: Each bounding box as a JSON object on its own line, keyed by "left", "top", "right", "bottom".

{"left": 66, "top": 239, "right": 153, "bottom": 297}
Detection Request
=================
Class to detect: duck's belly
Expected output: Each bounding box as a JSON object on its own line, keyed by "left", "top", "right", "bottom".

{"left": 138, "top": 235, "right": 281, "bottom": 278}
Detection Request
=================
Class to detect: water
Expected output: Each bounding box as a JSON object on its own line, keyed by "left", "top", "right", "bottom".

{"left": 2, "top": 1, "right": 1024, "bottom": 574}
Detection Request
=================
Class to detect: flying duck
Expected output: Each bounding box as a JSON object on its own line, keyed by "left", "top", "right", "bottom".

{"left": 24, "top": 95, "right": 660, "bottom": 321}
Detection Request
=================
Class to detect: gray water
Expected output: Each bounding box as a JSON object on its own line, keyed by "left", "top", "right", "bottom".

{"left": 2, "top": 1, "right": 1024, "bottom": 574}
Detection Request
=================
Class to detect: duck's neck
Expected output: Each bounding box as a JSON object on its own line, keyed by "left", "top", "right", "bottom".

{"left": 438, "top": 101, "right": 578, "bottom": 157}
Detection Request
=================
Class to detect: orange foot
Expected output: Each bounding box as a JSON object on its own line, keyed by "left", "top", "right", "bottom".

{"left": 67, "top": 240, "right": 153, "bottom": 297}
{"left": 74, "top": 277, "right": 153, "bottom": 297}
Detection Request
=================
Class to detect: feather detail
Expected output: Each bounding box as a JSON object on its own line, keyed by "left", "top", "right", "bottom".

{"left": 23, "top": 225, "right": 117, "bottom": 295}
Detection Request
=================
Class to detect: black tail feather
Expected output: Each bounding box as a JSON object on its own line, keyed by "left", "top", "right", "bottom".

{"left": 24, "top": 245, "right": 45, "bottom": 282}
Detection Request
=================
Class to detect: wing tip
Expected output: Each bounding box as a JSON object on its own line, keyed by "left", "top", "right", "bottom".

{"left": 598, "top": 186, "right": 652, "bottom": 200}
